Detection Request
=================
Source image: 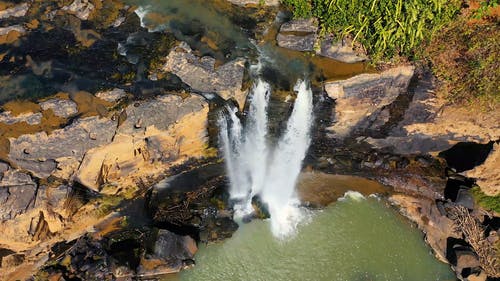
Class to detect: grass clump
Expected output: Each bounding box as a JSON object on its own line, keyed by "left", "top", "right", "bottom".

{"left": 470, "top": 186, "right": 500, "bottom": 213}
{"left": 281, "top": 0, "right": 461, "bottom": 61}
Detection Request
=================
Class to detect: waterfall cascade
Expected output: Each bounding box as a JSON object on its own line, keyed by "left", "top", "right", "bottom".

{"left": 219, "top": 78, "right": 313, "bottom": 238}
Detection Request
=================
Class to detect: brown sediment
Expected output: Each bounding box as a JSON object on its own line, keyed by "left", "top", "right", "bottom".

{"left": 297, "top": 172, "right": 390, "bottom": 207}
{"left": 0, "top": 110, "right": 66, "bottom": 162}
{"left": 0, "top": 30, "right": 23, "bottom": 45}
{"left": 0, "top": 2, "right": 14, "bottom": 10}
{"left": 69, "top": 91, "right": 113, "bottom": 117}
{"left": 26, "top": 19, "right": 40, "bottom": 30}
{"left": 0, "top": 92, "right": 115, "bottom": 162}
{"left": 2, "top": 100, "right": 41, "bottom": 115}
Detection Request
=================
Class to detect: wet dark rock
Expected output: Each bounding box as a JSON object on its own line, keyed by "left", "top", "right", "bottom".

{"left": 439, "top": 142, "right": 494, "bottom": 173}
{"left": 147, "top": 164, "right": 238, "bottom": 242}
{"left": 39, "top": 226, "right": 198, "bottom": 279}
{"left": 0, "top": 7, "right": 178, "bottom": 103}
{"left": 199, "top": 216, "right": 239, "bottom": 243}
{"left": 455, "top": 188, "right": 475, "bottom": 210}
{"left": 137, "top": 229, "right": 197, "bottom": 277}
{"left": 251, "top": 195, "right": 270, "bottom": 219}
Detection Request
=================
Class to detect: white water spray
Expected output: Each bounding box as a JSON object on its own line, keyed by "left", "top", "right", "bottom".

{"left": 219, "top": 79, "right": 313, "bottom": 238}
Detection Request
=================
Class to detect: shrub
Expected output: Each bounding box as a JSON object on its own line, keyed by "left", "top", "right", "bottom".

{"left": 470, "top": 186, "right": 500, "bottom": 213}
{"left": 425, "top": 13, "right": 500, "bottom": 107}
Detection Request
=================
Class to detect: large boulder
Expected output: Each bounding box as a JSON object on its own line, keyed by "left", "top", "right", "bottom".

{"left": 364, "top": 71, "right": 499, "bottom": 155}
{"left": 137, "top": 229, "right": 197, "bottom": 277}
{"left": 325, "top": 65, "right": 415, "bottom": 139}
{"left": 163, "top": 42, "right": 247, "bottom": 108}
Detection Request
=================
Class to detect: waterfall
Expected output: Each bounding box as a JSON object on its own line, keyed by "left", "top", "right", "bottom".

{"left": 219, "top": 79, "right": 313, "bottom": 238}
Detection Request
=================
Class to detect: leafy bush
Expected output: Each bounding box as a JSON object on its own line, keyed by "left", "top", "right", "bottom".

{"left": 470, "top": 186, "right": 500, "bottom": 213}
{"left": 281, "top": 0, "right": 461, "bottom": 61}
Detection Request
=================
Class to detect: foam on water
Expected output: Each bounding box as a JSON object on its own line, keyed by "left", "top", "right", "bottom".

{"left": 219, "top": 79, "right": 313, "bottom": 238}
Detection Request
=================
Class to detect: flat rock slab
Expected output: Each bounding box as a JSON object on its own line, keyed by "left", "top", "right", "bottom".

{"left": 276, "top": 19, "right": 367, "bottom": 63}
{"left": 0, "top": 111, "right": 42, "bottom": 125}
{"left": 325, "top": 65, "right": 415, "bottom": 139}
{"left": 95, "top": 88, "right": 126, "bottom": 103}
{"left": 8, "top": 116, "right": 117, "bottom": 178}
{"left": 276, "top": 33, "right": 316, "bottom": 52}
{"left": 117, "top": 95, "right": 206, "bottom": 135}
{"left": 277, "top": 19, "right": 317, "bottom": 52}
{"left": 61, "top": 0, "right": 95, "bottom": 20}
{"left": 39, "top": 99, "right": 78, "bottom": 118}
{"left": 0, "top": 168, "right": 37, "bottom": 221}
{"left": 317, "top": 36, "right": 367, "bottom": 63}
{"left": 0, "top": 25, "right": 26, "bottom": 37}
{"left": 279, "top": 18, "right": 318, "bottom": 33}
{"left": 163, "top": 42, "right": 245, "bottom": 94}
{"left": 226, "top": 0, "right": 279, "bottom": 6}
{"left": 75, "top": 94, "right": 209, "bottom": 191}
{"left": 0, "top": 3, "right": 29, "bottom": 19}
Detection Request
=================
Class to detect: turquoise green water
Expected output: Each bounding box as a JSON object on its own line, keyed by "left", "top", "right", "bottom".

{"left": 180, "top": 193, "right": 455, "bottom": 281}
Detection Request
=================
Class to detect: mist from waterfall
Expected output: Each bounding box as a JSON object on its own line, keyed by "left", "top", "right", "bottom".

{"left": 219, "top": 78, "right": 313, "bottom": 238}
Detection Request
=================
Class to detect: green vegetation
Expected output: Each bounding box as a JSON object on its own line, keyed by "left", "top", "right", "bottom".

{"left": 281, "top": 0, "right": 461, "bottom": 61}
{"left": 425, "top": 13, "right": 500, "bottom": 107}
{"left": 281, "top": 0, "right": 499, "bottom": 107}
{"left": 470, "top": 186, "right": 500, "bottom": 213}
